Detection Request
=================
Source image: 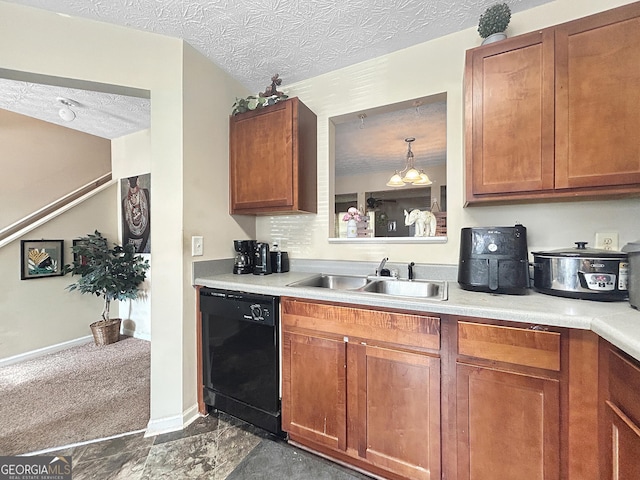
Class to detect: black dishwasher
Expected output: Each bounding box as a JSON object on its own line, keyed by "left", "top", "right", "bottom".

{"left": 200, "top": 287, "right": 282, "bottom": 436}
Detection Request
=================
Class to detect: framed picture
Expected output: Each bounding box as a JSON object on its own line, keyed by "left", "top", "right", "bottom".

{"left": 20, "top": 240, "right": 64, "bottom": 280}
{"left": 121, "top": 173, "right": 151, "bottom": 253}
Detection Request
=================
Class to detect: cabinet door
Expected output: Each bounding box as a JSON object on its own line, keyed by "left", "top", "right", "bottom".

{"left": 457, "top": 364, "right": 560, "bottom": 480}
{"left": 465, "top": 30, "right": 555, "bottom": 200}
{"left": 601, "top": 344, "right": 640, "bottom": 479}
{"left": 555, "top": 3, "right": 640, "bottom": 190}
{"left": 229, "top": 100, "right": 294, "bottom": 212}
{"left": 354, "top": 345, "right": 440, "bottom": 480}
{"left": 281, "top": 331, "right": 346, "bottom": 451}
{"left": 604, "top": 401, "right": 640, "bottom": 480}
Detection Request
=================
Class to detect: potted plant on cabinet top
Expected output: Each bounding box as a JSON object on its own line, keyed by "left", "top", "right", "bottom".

{"left": 478, "top": 3, "right": 511, "bottom": 45}
{"left": 64, "top": 230, "right": 149, "bottom": 346}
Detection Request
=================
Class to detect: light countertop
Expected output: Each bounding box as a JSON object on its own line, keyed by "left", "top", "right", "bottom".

{"left": 194, "top": 259, "right": 640, "bottom": 361}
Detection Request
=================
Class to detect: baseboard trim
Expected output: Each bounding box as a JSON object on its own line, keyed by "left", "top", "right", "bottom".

{"left": 144, "top": 403, "right": 202, "bottom": 438}
{"left": 182, "top": 403, "right": 201, "bottom": 428}
{"left": 24, "top": 428, "right": 146, "bottom": 457}
{"left": 0, "top": 335, "right": 93, "bottom": 368}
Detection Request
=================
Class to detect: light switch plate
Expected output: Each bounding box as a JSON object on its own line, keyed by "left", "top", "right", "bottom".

{"left": 192, "top": 236, "right": 204, "bottom": 256}
{"left": 595, "top": 232, "right": 618, "bottom": 251}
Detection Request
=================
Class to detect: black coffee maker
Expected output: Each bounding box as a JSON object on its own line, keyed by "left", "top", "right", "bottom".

{"left": 233, "top": 240, "right": 256, "bottom": 274}
{"left": 253, "top": 242, "right": 272, "bottom": 275}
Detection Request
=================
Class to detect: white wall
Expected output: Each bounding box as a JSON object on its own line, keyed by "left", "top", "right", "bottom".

{"left": 181, "top": 42, "right": 254, "bottom": 416}
{"left": 112, "top": 129, "right": 152, "bottom": 340}
{"left": 257, "top": 0, "right": 640, "bottom": 262}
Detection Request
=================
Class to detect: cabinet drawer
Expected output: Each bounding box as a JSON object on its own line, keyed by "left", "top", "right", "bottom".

{"left": 458, "top": 321, "right": 561, "bottom": 371}
{"left": 282, "top": 298, "right": 440, "bottom": 351}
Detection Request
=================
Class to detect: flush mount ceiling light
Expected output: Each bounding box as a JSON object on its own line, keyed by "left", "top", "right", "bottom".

{"left": 57, "top": 97, "right": 79, "bottom": 122}
{"left": 386, "top": 137, "right": 432, "bottom": 187}
{"left": 358, "top": 113, "right": 367, "bottom": 129}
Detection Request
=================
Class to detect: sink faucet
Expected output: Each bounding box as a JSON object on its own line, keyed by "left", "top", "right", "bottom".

{"left": 408, "top": 262, "right": 415, "bottom": 281}
{"left": 376, "top": 257, "right": 389, "bottom": 276}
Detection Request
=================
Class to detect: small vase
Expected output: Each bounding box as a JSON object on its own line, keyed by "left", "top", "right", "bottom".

{"left": 346, "top": 219, "right": 358, "bottom": 238}
{"left": 481, "top": 32, "right": 507, "bottom": 45}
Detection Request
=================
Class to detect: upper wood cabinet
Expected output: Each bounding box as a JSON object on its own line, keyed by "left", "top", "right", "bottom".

{"left": 465, "top": 2, "right": 640, "bottom": 205}
{"left": 555, "top": 4, "right": 640, "bottom": 190}
{"left": 229, "top": 97, "right": 317, "bottom": 215}
{"left": 465, "top": 30, "right": 555, "bottom": 199}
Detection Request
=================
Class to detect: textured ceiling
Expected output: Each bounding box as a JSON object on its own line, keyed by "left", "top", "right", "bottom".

{"left": 5, "top": 0, "right": 553, "bottom": 93}
{"left": 0, "top": 78, "right": 150, "bottom": 139}
{"left": 335, "top": 96, "right": 447, "bottom": 178}
{"left": 1, "top": 0, "right": 553, "bottom": 139}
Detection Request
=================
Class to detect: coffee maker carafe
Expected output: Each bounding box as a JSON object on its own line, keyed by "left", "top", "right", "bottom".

{"left": 233, "top": 240, "right": 256, "bottom": 274}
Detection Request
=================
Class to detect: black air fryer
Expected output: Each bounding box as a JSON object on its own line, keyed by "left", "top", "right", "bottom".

{"left": 458, "top": 224, "right": 530, "bottom": 295}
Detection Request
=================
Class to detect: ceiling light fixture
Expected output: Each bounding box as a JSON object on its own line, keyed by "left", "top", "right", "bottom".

{"left": 57, "top": 97, "right": 79, "bottom": 122}
{"left": 386, "top": 137, "right": 432, "bottom": 187}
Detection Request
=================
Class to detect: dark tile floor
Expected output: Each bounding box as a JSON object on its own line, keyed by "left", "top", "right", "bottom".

{"left": 46, "top": 412, "right": 372, "bottom": 480}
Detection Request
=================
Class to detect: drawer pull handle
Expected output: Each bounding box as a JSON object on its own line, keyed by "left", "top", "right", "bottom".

{"left": 530, "top": 325, "right": 549, "bottom": 331}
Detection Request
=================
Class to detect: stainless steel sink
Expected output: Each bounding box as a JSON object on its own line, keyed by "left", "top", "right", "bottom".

{"left": 287, "top": 274, "right": 448, "bottom": 300}
{"left": 287, "top": 274, "right": 370, "bottom": 290}
{"left": 361, "top": 279, "right": 447, "bottom": 300}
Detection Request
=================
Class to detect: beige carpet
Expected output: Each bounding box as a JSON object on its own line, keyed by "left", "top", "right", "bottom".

{"left": 0, "top": 336, "right": 150, "bottom": 455}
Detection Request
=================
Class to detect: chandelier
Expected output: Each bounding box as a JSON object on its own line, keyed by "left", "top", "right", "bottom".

{"left": 386, "top": 137, "right": 432, "bottom": 187}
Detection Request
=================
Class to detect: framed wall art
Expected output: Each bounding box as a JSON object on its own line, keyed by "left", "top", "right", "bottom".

{"left": 20, "top": 240, "right": 64, "bottom": 280}
{"left": 121, "top": 173, "right": 151, "bottom": 253}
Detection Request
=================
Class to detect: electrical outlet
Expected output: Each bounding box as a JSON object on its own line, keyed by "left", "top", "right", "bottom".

{"left": 191, "top": 236, "right": 203, "bottom": 256}
{"left": 595, "top": 232, "right": 618, "bottom": 251}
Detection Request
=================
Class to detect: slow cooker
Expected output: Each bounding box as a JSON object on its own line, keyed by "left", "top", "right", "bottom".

{"left": 532, "top": 242, "right": 628, "bottom": 301}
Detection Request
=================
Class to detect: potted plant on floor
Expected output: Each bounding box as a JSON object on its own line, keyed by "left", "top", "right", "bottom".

{"left": 64, "top": 230, "right": 149, "bottom": 345}
{"left": 478, "top": 3, "right": 511, "bottom": 45}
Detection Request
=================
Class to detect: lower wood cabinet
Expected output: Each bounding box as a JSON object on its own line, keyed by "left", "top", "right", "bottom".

{"left": 352, "top": 344, "right": 440, "bottom": 479}
{"left": 456, "top": 364, "right": 560, "bottom": 479}
{"left": 606, "top": 404, "right": 640, "bottom": 479}
{"left": 600, "top": 341, "right": 640, "bottom": 479}
{"left": 281, "top": 297, "right": 441, "bottom": 480}
{"left": 454, "top": 321, "right": 562, "bottom": 479}
{"left": 280, "top": 299, "right": 602, "bottom": 480}
{"left": 448, "top": 319, "right": 601, "bottom": 480}
{"left": 283, "top": 331, "right": 346, "bottom": 451}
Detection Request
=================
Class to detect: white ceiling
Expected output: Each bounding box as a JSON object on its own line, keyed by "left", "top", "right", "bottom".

{"left": 1, "top": 0, "right": 553, "bottom": 140}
